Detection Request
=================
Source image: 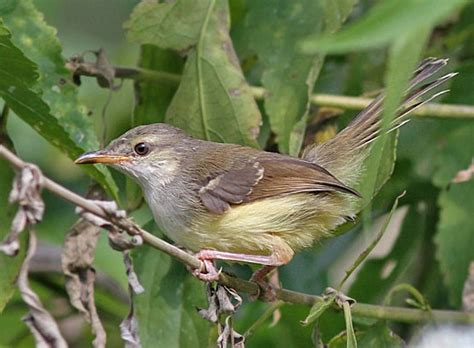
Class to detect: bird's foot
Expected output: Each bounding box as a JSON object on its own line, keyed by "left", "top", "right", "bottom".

{"left": 249, "top": 265, "right": 279, "bottom": 302}
{"left": 192, "top": 251, "right": 222, "bottom": 282}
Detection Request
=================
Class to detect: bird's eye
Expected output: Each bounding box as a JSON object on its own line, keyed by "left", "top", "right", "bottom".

{"left": 134, "top": 142, "right": 149, "bottom": 156}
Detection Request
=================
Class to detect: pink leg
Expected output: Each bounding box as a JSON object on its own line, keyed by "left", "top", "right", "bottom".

{"left": 192, "top": 249, "right": 280, "bottom": 283}
{"left": 196, "top": 249, "right": 285, "bottom": 266}
{"left": 194, "top": 247, "right": 294, "bottom": 301}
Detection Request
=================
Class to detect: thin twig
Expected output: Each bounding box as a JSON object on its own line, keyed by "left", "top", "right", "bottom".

{"left": 65, "top": 63, "right": 474, "bottom": 119}
{"left": 1, "top": 144, "right": 474, "bottom": 325}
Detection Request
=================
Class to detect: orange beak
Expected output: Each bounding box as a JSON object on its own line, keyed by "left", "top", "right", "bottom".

{"left": 75, "top": 151, "right": 130, "bottom": 165}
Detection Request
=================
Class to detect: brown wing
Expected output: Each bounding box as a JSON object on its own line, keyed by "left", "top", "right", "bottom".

{"left": 199, "top": 157, "right": 360, "bottom": 214}
{"left": 249, "top": 159, "right": 360, "bottom": 200}
{"left": 199, "top": 162, "right": 264, "bottom": 214}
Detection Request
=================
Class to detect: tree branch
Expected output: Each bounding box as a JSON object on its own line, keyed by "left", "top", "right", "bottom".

{"left": 1, "top": 144, "right": 473, "bottom": 325}
{"left": 65, "top": 62, "right": 474, "bottom": 119}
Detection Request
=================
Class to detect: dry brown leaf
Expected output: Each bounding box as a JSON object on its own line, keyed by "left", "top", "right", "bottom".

{"left": 0, "top": 164, "right": 44, "bottom": 256}
{"left": 75, "top": 198, "right": 144, "bottom": 347}
{"left": 61, "top": 218, "right": 106, "bottom": 348}
{"left": 118, "top": 250, "right": 144, "bottom": 347}
{"left": 20, "top": 229, "right": 67, "bottom": 348}
{"left": 199, "top": 284, "right": 242, "bottom": 324}
{"left": 120, "top": 306, "right": 141, "bottom": 348}
{"left": 462, "top": 261, "right": 474, "bottom": 312}
{"left": 217, "top": 316, "right": 245, "bottom": 348}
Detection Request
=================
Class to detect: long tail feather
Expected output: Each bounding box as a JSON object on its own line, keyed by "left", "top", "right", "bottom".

{"left": 302, "top": 58, "right": 455, "bottom": 187}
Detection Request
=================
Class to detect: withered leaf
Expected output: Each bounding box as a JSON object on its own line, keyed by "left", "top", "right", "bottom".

{"left": 20, "top": 229, "right": 67, "bottom": 348}
{"left": 61, "top": 218, "right": 106, "bottom": 348}
{"left": 463, "top": 261, "right": 474, "bottom": 312}
{"left": 0, "top": 165, "right": 44, "bottom": 256}
{"left": 199, "top": 284, "right": 242, "bottom": 324}
{"left": 217, "top": 316, "right": 245, "bottom": 348}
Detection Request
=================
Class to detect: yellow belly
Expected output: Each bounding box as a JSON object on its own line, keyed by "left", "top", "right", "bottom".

{"left": 179, "top": 192, "right": 357, "bottom": 257}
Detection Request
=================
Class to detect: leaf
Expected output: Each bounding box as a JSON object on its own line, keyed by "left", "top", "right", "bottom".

{"left": 384, "top": 283, "right": 430, "bottom": 310}
{"left": 357, "top": 26, "right": 430, "bottom": 209}
{"left": 127, "top": 44, "right": 184, "bottom": 209}
{"left": 463, "top": 261, "right": 474, "bottom": 311}
{"left": 339, "top": 192, "right": 404, "bottom": 288}
{"left": 328, "top": 322, "right": 404, "bottom": 348}
{"left": 164, "top": 0, "right": 261, "bottom": 146}
{"left": 0, "top": 1, "right": 118, "bottom": 200}
{"left": 132, "top": 237, "right": 211, "bottom": 347}
{"left": 301, "top": 294, "right": 336, "bottom": 326}
{"left": 61, "top": 218, "right": 106, "bottom": 348}
{"left": 299, "top": 0, "right": 469, "bottom": 54}
{"left": 435, "top": 180, "right": 474, "bottom": 307}
{"left": 349, "top": 206, "right": 426, "bottom": 304}
{"left": 18, "top": 231, "right": 68, "bottom": 348}
{"left": 125, "top": 0, "right": 211, "bottom": 51}
{"left": 431, "top": 63, "right": 474, "bottom": 187}
{"left": 132, "top": 45, "right": 183, "bottom": 126}
{"left": 233, "top": 0, "right": 357, "bottom": 154}
{"left": 0, "top": 158, "right": 25, "bottom": 312}
{"left": 342, "top": 302, "right": 357, "bottom": 348}
{"left": 397, "top": 63, "right": 473, "bottom": 186}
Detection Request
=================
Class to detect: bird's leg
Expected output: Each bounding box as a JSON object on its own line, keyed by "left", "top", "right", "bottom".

{"left": 192, "top": 257, "right": 222, "bottom": 282}
{"left": 194, "top": 244, "right": 294, "bottom": 301}
{"left": 195, "top": 249, "right": 287, "bottom": 266}
{"left": 249, "top": 265, "right": 280, "bottom": 302}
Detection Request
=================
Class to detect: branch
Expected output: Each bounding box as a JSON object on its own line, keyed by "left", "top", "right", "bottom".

{"left": 65, "top": 61, "right": 474, "bottom": 119}
{"left": 1, "top": 144, "right": 473, "bottom": 325}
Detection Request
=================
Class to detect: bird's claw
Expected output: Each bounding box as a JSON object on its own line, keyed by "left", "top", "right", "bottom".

{"left": 192, "top": 258, "right": 222, "bottom": 282}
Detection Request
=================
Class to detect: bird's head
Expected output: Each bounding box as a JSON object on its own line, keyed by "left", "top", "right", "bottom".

{"left": 75, "top": 123, "right": 190, "bottom": 185}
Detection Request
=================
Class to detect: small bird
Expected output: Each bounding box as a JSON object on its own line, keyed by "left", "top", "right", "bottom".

{"left": 76, "top": 58, "right": 453, "bottom": 282}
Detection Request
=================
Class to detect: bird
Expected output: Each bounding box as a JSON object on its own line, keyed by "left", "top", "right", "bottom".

{"left": 75, "top": 58, "right": 453, "bottom": 283}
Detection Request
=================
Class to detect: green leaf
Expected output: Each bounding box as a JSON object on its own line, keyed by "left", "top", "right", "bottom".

{"left": 125, "top": 0, "right": 211, "bottom": 51}
{"left": 384, "top": 283, "right": 430, "bottom": 310}
{"left": 132, "top": 45, "right": 183, "bottom": 126}
{"left": 233, "top": 0, "right": 356, "bottom": 154}
{"left": 339, "top": 192, "right": 404, "bottom": 289}
{"left": 301, "top": 294, "right": 336, "bottom": 326}
{"left": 0, "top": 1, "right": 118, "bottom": 200}
{"left": 299, "top": 0, "right": 469, "bottom": 54}
{"left": 165, "top": 0, "right": 261, "bottom": 146}
{"left": 342, "top": 302, "right": 357, "bottom": 348}
{"left": 132, "top": 241, "right": 210, "bottom": 347}
{"left": 431, "top": 63, "right": 474, "bottom": 187}
{"left": 432, "top": 124, "right": 474, "bottom": 188}
{"left": 435, "top": 180, "right": 474, "bottom": 307}
{"left": 328, "top": 322, "right": 404, "bottom": 348}
{"left": 349, "top": 206, "right": 426, "bottom": 304}
{"left": 357, "top": 26, "right": 430, "bottom": 209}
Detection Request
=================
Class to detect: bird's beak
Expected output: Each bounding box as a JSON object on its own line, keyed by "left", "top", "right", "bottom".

{"left": 75, "top": 150, "right": 130, "bottom": 165}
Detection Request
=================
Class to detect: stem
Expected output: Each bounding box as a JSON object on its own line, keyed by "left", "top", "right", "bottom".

{"left": 1, "top": 144, "right": 474, "bottom": 325}
{"left": 114, "top": 66, "right": 182, "bottom": 85}
{"left": 310, "top": 94, "right": 474, "bottom": 119}
{"left": 66, "top": 63, "right": 474, "bottom": 119}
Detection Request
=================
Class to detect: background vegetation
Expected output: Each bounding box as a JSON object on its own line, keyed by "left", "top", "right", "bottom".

{"left": 0, "top": 0, "right": 473, "bottom": 347}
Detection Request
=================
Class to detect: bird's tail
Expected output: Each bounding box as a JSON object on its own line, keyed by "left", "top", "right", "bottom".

{"left": 302, "top": 58, "right": 455, "bottom": 187}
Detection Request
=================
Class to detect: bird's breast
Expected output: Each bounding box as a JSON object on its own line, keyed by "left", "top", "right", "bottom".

{"left": 141, "top": 182, "right": 198, "bottom": 247}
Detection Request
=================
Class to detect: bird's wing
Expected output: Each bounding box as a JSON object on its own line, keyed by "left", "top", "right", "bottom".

{"left": 198, "top": 157, "right": 360, "bottom": 214}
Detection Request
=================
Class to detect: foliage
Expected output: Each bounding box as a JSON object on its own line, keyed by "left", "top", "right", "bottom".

{"left": 0, "top": 0, "right": 473, "bottom": 347}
